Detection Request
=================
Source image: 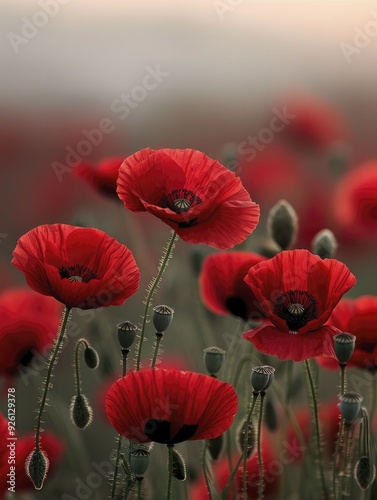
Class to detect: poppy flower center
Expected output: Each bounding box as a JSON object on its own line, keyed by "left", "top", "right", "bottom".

{"left": 274, "top": 290, "right": 318, "bottom": 334}
{"left": 144, "top": 418, "right": 199, "bottom": 444}
{"left": 59, "top": 265, "right": 98, "bottom": 283}
{"left": 160, "top": 189, "right": 202, "bottom": 214}
{"left": 225, "top": 296, "right": 248, "bottom": 320}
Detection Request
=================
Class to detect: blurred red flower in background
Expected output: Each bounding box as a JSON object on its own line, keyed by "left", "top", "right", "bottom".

{"left": 105, "top": 368, "right": 237, "bottom": 444}
{"left": 199, "top": 251, "right": 266, "bottom": 321}
{"left": 243, "top": 250, "right": 356, "bottom": 361}
{"left": 0, "top": 288, "right": 62, "bottom": 384}
{"left": 12, "top": 224, "right": 140, "bottom": 309}
{"left": 332, "top": 160, "right": 377, "bottom": 242}
{"left": 117, "top": 148, "right": 260, "bottom": 249}
{"left": 317, "top": 296, "right": 377, "bottom": 371}
{"left": 0, "top": 413, "right": 64, "bottom": 497}
{"left": 73, "top": 157, "right": 123, "bottom": 199}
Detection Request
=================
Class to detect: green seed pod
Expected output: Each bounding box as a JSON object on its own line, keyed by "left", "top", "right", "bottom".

{"left": 172, "top": 449, "right": 186, "bottom": 481}
{"left": 237, "top": 418, "right": 255, "bottom": 458}
{"left": 207, "top": 434, "right": 223, "bottom": 461}
{"left": 312, "top": 229, "right": 338, "bottom": 259}
{"left": 26, "top": 449, "right": 49, "bottom": 490}
{"left": 152, "top": 305, "right": 174, "bottom": 333}
{"left": 267, "top": 200, "right": 298, "bottom": 250}
{"left": 339, "top": 392, "right": 363, "bottom": 424}
{"left": 130, "top": 448, "right": 150, "bottom": 477}
{"left": 354, "top": 456, "right": 376, "bottom": 490}
{"left": 251, "top": 365, "right": 275, "bottom": 392}
{"left": 84, "top": 346, "right": 100, "bottom": 369}
{"left": 70, "top": 394, "right": 93, "bottom": 429}
{"left": 334, "top": 333, "right": 356, "bottom": 364}
{"left": 117, "top": 321, "right": 139, "bottom": 349}
{"left": 203, "top": 347, "right": 226, "bottom": 375}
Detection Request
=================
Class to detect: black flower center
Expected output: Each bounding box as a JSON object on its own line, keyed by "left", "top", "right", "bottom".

{"left": 225, "top": 296, "right": 248, "bottom": 321}
{"left": 160, "top": 189, "right": 202, "bottom": 214}
{"left": 274, "top": 290, "right": 318, "bottom": 334}
{"left": 59, "top": 265, "right": 98, "bottom": 283}
{"left": 144, "top": 418, "right": 199, "bottom": 444}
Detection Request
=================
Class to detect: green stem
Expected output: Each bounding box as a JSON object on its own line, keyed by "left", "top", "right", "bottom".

{"left": 74, "top": 339, "right": 89, "bottom": 397}
{"left": 280, "top": 361, "right": 293, "bottom": 500}
{"left": 370, "top": 371, "right": 377, "bottom": 425}
{"left": 339, "top": 424, "right": 351, "bottom": 500}
{"left": 136, "top": 231, "right": 177, "bottom": 371}
{"left": 332, "top": 417, "right": 344, "bottom": 499}
{"left": 151, "top": 333, "right": 163, "bottom": 369}
{"left": 222, "top": 453, "right": 244, "bottom": 500}
{"left": 340, "top": 363, "right": 346, "bottom": 396}
{"left": 202, "top": 440, "right": 213, "bottom": 500}
{"left": 137, "top": 479, "right": 142, "bottom": 500}
{"left": 111, "top": 349, "right": 129, "bottom": 499}
{"left": 35, "top": 307, "right": 71, "bottom": 449}
{"left": 167, "top": 445, "right": 174, "bottom": 500}
{"left": 304, "top": 360, "right": 329, "bottom": 500}
{"left": 243, "top": 392, "right": 259, "bottom": 500}
{"left": 257, "top": 392, "right": 265, "bottom": 500}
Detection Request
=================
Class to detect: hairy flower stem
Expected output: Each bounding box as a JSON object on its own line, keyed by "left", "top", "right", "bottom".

{"left": 280, "top": 361, "right": 293, "bottom": 500}
{"left": 151, "top": 333, "right": 163, "bottom": 369}
{"left": 304, "top": 360, "right": 329, "bottom": 500}
{"left": 339, "top": 424, "right": 351, "bottom": 500}
{"left": 202, "top": 440, "right": 213, "bottom": 500}
{"left": 111, "top": 348, "right": 129, "bottom": 499}
{"left": 222, "top": 453, "right": 244, "bottom": 500}
{"left": 167, "top": 445, "right": 174, "bottom": 500}
{"left": 136, "top": 231, "right": 177, "bottom": 371}
{"left": 257, "top": 392, "right": 266, "bottom": 500}
{"left": 340, "top": 363, "right": 346, "bottom": 396}
{"left": 35, "top": 307, "right": 71, "bottom": 450}
{"left": 243, "top": 392, "right": 259, "bottom": 500}
{"left": 74, "top": 339, "right": 89, "bottom": 397}
{"left": 332, "top": 417, "right": 344, "bottom": 499}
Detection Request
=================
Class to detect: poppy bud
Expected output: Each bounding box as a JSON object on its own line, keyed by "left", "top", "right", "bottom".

{"left": 172, "top": 449, "right": 186, "bottom": 481}
{"left": 267, "top": 200, "right": 298, "bottom": 250}
{"left": 130, "top": 448, "right": 150, "bottom": 477}
{"left": 339, "top": 392, "right": 363, "bottom": 424}
{"left": 251, "top": 365, "right": 275, "bottom": 392}
{"left": 264, "top": 397, "right": 279, "bottom": 431}
{"left": 70, "top": 394, "right": 93, "bottom": 429}
{"left": 26, "top": 448, "right": 49, "bottom": 490}
{"left": 207, "top": 434, "right": 223, "bottom": 461}
{"left": 355, "top": 456, "right": 376, "bottom": 490}
{"left": 237, "top": 417, "right": 255, "bottom": 458}
{"left": 84, "top": 345, "right": 99, "bottom": 369}
{"left": 203, "top": 346, "right": 226, "bottom": 375}
{"left": 117, "top": 321, "right": 139, "bottom": 349}
{"left": 152, "top": 305, "right": 174, "bottom": 333}
{"left": 312, "top": 229, "right": 338, "bottom": 259}
{"left": 334, "top": 332, "right": 356, "bottom": 364}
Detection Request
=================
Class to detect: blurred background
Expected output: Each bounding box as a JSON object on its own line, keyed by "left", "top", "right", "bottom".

{"left": 1, "top": 0, "right": 377, "bottom": 498}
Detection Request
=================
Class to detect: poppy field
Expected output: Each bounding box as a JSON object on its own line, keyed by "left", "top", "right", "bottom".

{"left": 1, "top": 2, "right": 377, "bottom": 499}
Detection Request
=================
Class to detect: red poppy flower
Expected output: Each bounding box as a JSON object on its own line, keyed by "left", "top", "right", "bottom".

{"left": 12, "top": 224, "right": 140, "bottom": 310}
{"left": 73, "top": 157, "right": 123, "bottom": 198}
{"left": 117, "top": 148, "right": 260, "bottom": 249}
{"left": 242, "top": 250, "right": 356, "bottom": 361}
{"left": 333, "top": 161, "right": 377, "bottom": 241}
{"left": 317, "top": 297, "right": 377, "bottom": 370}
{"left": 0, "top": 288, "right": 62, "bottom": 382}
{"left": 0, "top": 413, "right": 64, "bottom": 495}
{"left": 105, "top": 368, "right": 237, "bottom": 444}
{"left": 199, "top": 251, "right": 267, "bottom": 321}
{"left": 190, "top": 445, "right": 280, "bottom": 499}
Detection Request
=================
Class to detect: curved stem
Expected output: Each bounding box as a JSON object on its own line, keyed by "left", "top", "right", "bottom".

{"left": 202, "top": 440, "right": 213, "bottom": 500}
{"left": 74, "top": 339, "right": 89, "bottom": 397}
{"left": 151, "top": 333, "right": 163, "bottom": 369}
{"left": 167, "top": 445, "right": 174, "bottom": 500}
{"left": 304, "top": 360, "right": 329, "bottom": 500}
{"left": 243, "top": 392, "right": 259, "bottom": 500}
{"left": 35, "top": 307, "right": 71, "bottom": 449}
{"left": 257, "top": 392, "right": 265, "bottom": 500}
{"left": 222, "top": 453, "right": 243, "bottom": 500}
{"left": 136, "top": 231, "right": 177, "bottom": 371}
{"left": 111, "top": 349, "right": 129, "bottom": 499}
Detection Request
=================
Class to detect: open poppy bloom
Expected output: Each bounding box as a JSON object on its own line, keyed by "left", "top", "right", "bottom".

{"left": 105, "top": 368, "right": 237, "bottom": 444}
{"left": 73, "top": 157, "right": 123, "bottom": 198}
{"left": 333, "top": 160, "right": 377, "bottom": 242}
{"left": 317, "top": 297, "right": 377, "bottom": 371}
{"left": 242, "top": 250, "right": 356, "bottom": 361}
{"left": 12, "top": 224, "right": 140, "bottom": 310}
{"left": 199, "top": 251, "right": 266, "bottom": 321}
{"left": 0, "top": 413, "right": 64, "bottom": 495}
{"left": 0, "top": 288, "right": 62, "bottom": 383}
{"left": 117, "top": 148, "right": 260, "bottom": 249}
